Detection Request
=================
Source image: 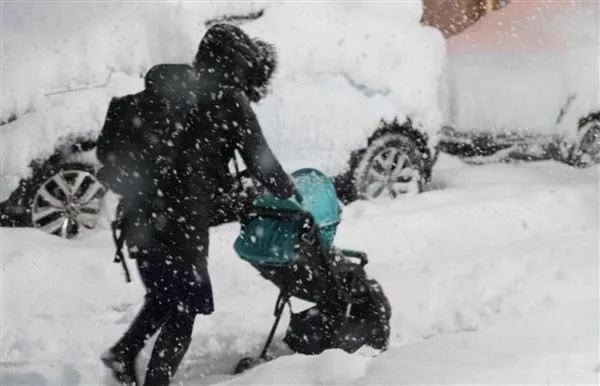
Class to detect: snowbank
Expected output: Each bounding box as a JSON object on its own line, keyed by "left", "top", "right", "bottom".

{"left": 220, "top": 349, "right": 372, "bottom": 385}
{"left": 2, "top": 157, "right": 598, "bottom": 385}
{"left": 225, "top": 302, "right": 598, "bottom": 385}
{"left": 445, "top": 0, "right": 600, "bottom": 140}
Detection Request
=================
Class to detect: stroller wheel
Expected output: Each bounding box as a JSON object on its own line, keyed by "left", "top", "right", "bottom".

{"left": 365, "top": 278, "right": 392, "bottom": 351}
{"left": 234, "top": 357, "right": 256, "bottom": 375}
{"left": 234, "top": 354, "right": 273, "bottom": 375}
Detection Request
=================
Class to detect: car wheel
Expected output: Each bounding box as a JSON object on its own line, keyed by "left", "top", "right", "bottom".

{"left": 353, "top": 133, "right": 425, "bottom": 200}
{"left": 573, "top": 118, "right": 600, "bottom": 167}
{"left": 30, "top": 163, "right": 107, "bottom": 238}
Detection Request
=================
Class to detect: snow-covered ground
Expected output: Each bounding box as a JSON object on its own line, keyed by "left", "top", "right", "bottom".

{"left": 2, "top": 155, "right": 598, "bottom": 385}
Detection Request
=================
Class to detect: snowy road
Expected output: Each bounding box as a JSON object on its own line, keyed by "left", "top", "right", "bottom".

{"left": 2, "top": 155, "right": 599, "bottom": 385}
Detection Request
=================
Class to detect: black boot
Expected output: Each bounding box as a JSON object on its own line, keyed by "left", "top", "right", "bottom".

{"left": 103, "top": 297, "right": 171, "bottom": 386}
{"left": 101, "top": 349, "right": 140, "bottom": 386}
{"left": 143, "top": 311, "right": 196, "bottom": 386}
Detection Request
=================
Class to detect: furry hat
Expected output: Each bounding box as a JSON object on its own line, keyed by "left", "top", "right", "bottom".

{"left": 195, "top": 23, "right": 278, "bottom": 102}
{"left": 247, "top": 37, "right": 278, "bottom": 102}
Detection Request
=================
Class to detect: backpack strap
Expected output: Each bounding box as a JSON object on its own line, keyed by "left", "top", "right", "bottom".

{"left": 111, "top": 199, "right": 132, "bottom": 283}
{"left": 232, "top": 151, "right": 248, "bottom": 189}
{"left": 233, "top": 151, "right": 241, "bottom": 176}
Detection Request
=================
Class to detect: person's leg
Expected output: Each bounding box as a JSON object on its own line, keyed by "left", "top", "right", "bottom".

{"left": 138, "top": 200, "right": 209, "bottom": 385}
{"left": 142, "top": 309, "right": 196, "bottom": 386}
{"left": 102, "top": 296, "right": 171, "bottom": 386}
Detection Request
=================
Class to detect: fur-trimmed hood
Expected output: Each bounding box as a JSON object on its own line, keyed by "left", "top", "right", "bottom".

{"left": 194, "top": 23, "right": 278, "bottom": 102}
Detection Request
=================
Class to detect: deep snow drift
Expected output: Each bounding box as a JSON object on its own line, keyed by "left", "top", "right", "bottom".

{"left": 2, "top": 156, "right": 598, "bottom": 385}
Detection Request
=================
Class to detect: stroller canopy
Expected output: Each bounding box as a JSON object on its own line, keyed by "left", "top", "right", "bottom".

{"left": 234, "top": 168, "right": 342, "bottom": 266}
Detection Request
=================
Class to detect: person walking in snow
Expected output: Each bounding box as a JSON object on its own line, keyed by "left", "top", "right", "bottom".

{"left": 99, "top": 23, "right": 300, "bottom": 386}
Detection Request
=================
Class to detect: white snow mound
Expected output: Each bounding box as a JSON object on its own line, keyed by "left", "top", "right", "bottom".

{"left": 1, "top": 157, "right": 598, "bottom": 385}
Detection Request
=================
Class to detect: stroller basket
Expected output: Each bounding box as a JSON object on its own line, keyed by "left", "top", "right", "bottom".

{"left": 234, "top": 168, "right": 342, "bottom": 266}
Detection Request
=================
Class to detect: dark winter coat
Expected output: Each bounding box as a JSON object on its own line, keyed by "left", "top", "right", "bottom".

{"left": 124, "top": 24, "right": 296, "bottom": 315}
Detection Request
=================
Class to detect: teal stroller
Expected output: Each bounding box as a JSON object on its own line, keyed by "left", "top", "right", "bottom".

{"left": 233, "top": 168, "right": 391, "bottom": 374}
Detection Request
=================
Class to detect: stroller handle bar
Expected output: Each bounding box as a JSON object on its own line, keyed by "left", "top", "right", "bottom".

{"left": 248, "top": 206, "right": 341, "bottom": 233}
{"left": 339, "top": 249, "right": 369, "bottom": 267}
{"left": 248, "top": 206, "right": 315, "bottom": 224}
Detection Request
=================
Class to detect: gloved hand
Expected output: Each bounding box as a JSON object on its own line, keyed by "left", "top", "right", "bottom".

{"left": 286, "top": 173, "right": 303, "bottom": 204}
{"left": 293, "top": 190, "right": 304, "bottom": 204}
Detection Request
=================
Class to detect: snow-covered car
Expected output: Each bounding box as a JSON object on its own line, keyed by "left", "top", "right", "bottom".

{"left": 1, "top": 1, "right": 446, "bottom": 238}
{"left": 438, "top": 0, "right": 600, "bottom": 166}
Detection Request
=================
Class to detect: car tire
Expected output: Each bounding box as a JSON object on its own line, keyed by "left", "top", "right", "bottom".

{"left": 353, "top": 133, "right": 426, "bottom": 200}
{"left": 28, "top": 162, "right": 107, "bottom": 238}
{"left": 571, "top": 116, "right": 600, "bottom": 167}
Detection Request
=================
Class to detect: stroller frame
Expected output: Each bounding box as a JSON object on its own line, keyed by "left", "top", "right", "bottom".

{"left": 234, "top": 204, "right": 373, "bottom": 374}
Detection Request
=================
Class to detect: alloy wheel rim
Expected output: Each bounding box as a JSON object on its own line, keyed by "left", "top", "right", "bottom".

{"left": 579, "top": 124, "right": 600, "bottom": 164}
{"left": 32, "top": 170, "right": 106, "bottom": 238}
{"left": 363, "top": 147, "right": 420, "bottom": 199}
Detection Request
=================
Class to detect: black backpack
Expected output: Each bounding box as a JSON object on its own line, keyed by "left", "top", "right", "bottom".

{"left": 96, "top": 88, "right": 190, "bottom": 282}
{"left": 96, "top": 90, "right": 188, "bottom": 203}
